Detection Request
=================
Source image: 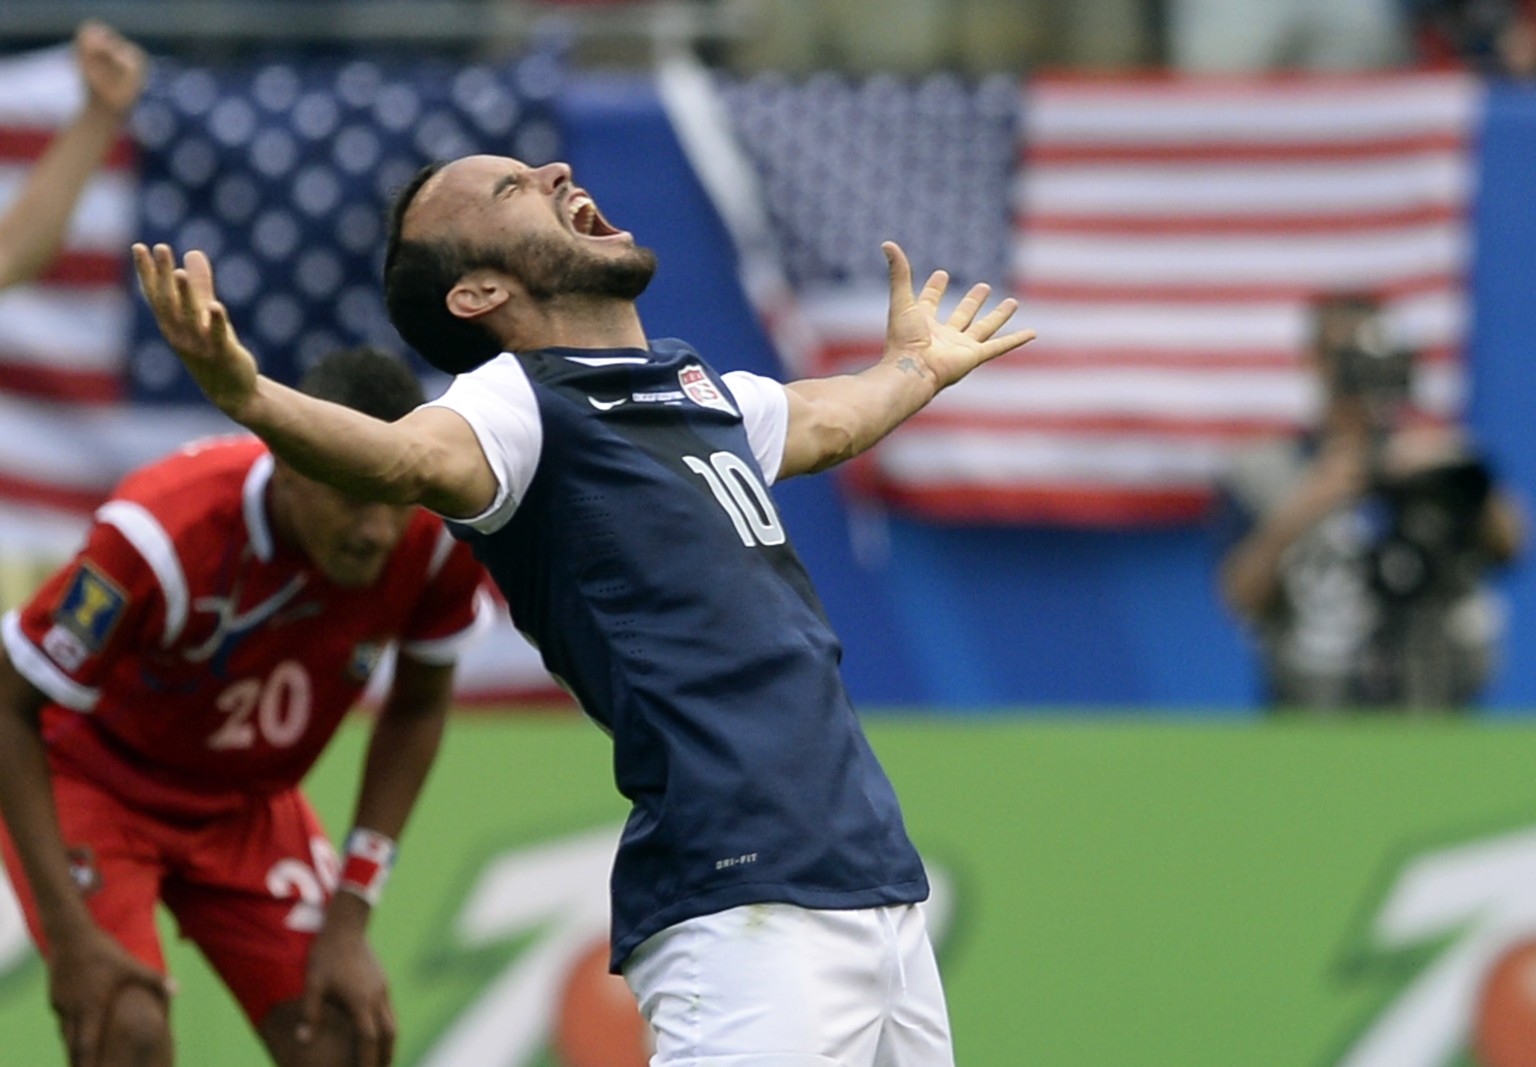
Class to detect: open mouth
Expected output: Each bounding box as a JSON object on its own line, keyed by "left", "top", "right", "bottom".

{"left": 566, "top": 190, "right": 621, "bottom": 237}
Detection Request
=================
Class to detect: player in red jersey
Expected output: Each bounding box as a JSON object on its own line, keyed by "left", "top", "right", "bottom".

{"left": 0, "top": 21, "right": 144, "bottom": 292}
{"left": 0, "top": 346, "right": 490, "bottom": 1067}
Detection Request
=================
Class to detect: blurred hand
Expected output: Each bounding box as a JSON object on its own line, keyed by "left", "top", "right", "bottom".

{"left": 75, "top": 21, "right": 146, "bottom": 119}
{"left": 297, "top": 905, "right": 396, "bottom": 1067}
{"left": 49, "top": 924, "right": 173, "bottom": 1067}
{"left": 1381, "top": 424, "right": 1470, "bottom": 478}
{"left": 1299, "top": 437, "right": 1371, "bottom": 514}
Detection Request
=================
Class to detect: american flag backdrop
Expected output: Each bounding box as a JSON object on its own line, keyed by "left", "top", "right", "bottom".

{"left": 697, "top": 68, "right": 1482, "bottom": 525}
{"left": 0, "top": 49, "right": 1487, "bottom": 585}
{"left": 0, "top": 43, "right": 566, "bottom": 701}
{"left": 127, "top": 51, "right": 564, "bottom": 402}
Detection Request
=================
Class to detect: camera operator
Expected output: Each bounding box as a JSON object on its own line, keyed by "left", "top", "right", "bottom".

{"left": 1216, "top": 293, "right": 1526, "bottom": 712}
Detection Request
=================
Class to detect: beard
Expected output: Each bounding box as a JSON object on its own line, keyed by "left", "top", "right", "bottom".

{"left": 493, "top": 230, "right": 658, "bottom": 303}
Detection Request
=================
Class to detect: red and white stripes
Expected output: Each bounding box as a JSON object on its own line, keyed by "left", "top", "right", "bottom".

{"left": 799, "top": 72, "right": 1481, "bottom": 524}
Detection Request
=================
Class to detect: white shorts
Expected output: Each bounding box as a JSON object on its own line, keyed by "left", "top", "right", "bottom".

{"left": 622, "top": 901, "right": 954, "bottom": 1067}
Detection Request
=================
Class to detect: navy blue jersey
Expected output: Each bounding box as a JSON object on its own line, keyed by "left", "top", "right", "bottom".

{"left": 429, "top": 339, "right": 928, "bottom": 970}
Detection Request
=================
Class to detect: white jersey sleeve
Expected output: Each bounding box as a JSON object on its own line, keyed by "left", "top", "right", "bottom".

{"left": 422, "top": 354, "right": 543, "bottom": 534}
{"left": 721, "top": 370, "right": 789, "bottom": 487}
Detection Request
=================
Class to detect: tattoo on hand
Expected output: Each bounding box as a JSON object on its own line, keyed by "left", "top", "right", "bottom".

{"left": 895, "top": 356, "right": 923, "bottom": 376}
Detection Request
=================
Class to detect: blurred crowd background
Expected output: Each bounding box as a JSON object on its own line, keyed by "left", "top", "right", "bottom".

{"left": 0, "top": 0, "right": 1533, "bottom": 73}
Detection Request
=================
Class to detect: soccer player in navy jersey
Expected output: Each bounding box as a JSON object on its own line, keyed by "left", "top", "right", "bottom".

{"left": 134, "top": 154, "right": 1034, "bottom": 1067}
{"left": 0, "top": 21, "right": 143, "bottom": 293}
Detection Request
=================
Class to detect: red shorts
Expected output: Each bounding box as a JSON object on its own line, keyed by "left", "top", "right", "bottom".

{"left": 0, "top": 768, "right": 339, "bottom": 1026}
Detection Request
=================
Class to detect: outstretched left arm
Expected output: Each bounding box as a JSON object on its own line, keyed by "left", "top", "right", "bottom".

{"left": 134, "top": 242, "right": 499, "bottom": 520}
{"left": 776, "top": 241, "right": 1034, "bottom": 480}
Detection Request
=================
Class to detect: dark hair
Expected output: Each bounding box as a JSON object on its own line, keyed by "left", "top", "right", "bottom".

{"left": 383, "top": 163, "right": 506, "bottom": 375}
{"left": 297, "top": 345, "right": 424, "bottom": 423}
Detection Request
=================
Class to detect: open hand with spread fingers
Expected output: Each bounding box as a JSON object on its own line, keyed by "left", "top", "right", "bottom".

{"left": 881, "top": 240, "right": 1035, "bottom": 390}
{"left": 132, "top": 243, "right": 260, "bottom": 417}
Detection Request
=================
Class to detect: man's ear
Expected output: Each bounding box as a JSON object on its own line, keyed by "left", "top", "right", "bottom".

{"left": 446, "top": 269, "right": 514, "bottom": 320}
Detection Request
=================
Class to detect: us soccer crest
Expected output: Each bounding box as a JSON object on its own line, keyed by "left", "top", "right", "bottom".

{"left": 678, "top": 364, "right": 738, "bottom": 416}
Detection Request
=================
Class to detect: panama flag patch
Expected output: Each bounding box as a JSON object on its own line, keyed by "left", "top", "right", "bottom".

{"left": 679, "top": 364, "right": 737, "bottom": 416}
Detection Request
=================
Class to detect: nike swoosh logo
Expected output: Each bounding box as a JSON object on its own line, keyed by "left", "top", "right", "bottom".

{"left": 588, "top": 396, "right": 628, "bottom": 411}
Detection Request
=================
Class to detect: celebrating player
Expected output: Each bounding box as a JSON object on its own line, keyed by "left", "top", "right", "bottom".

{"left": 0, "top": 21, "right": 145, "bottom": 293}
{"left": 0, "top": 346, "right": 488, "bottom": 1067}
{"left": 133, "top": 154, "right": 1034, "bottom": 1066}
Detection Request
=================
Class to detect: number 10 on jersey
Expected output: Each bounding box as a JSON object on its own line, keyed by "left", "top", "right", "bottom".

{"left": 684, "top": 451, "right": 786, "bottom": 548}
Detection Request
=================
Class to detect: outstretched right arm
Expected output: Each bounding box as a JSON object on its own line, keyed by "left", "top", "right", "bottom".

{"left": 0, "top": 650, "right": 170, "bottom": 1065}
{"left": 133, "top": 243, "right": 498, "bottom": 520}
{"left": 776, "top": 242, "right": 1034, "bottom": 479}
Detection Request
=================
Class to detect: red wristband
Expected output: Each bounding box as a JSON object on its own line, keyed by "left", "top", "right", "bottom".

{"left": 337, "top": 828, "right": 396, "bottom": 906}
